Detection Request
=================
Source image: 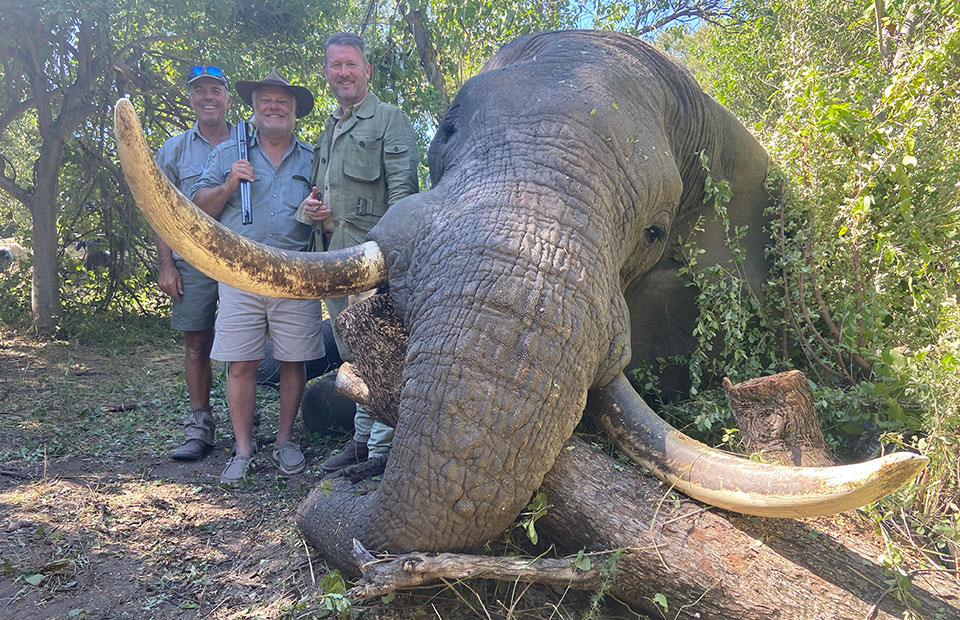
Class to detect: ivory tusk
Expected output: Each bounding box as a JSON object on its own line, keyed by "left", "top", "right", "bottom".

{"left": 114, "top": 98, "right": 387, "bottom": 299}
{"left": 335, "top": 362, "right": 371, "bottom": 405}
{"left": 588, "top": 374, "right": 929, "bottom": 518}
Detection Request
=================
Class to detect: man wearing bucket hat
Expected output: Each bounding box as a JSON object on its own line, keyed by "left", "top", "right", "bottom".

{"left": 192, "top": 68, "right": 324, "bottom": 486}
{"left": 296, "top": 32, "right": 420, "bottom": 475}
{"left": 156, "top": 65, "right": 233, "bottom": 462}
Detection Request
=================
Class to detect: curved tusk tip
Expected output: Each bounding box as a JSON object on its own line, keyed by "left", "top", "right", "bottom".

{"left": 882, "top": 451, "right": 928, "bottom": 466}
{"left": 876, "top": 451, "right": 929, "bottom": 485}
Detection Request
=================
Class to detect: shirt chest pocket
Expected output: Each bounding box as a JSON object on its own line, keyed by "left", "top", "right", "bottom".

{"left": 343, "top": 132, "right": 382, "bottom": 183}
{"left": 177, "top": 163, "right": 205, "bottom": 191}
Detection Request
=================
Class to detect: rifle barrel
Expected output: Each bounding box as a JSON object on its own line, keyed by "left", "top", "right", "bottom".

{"left": 238, "top": 121, "right": 252, "bottom": 225}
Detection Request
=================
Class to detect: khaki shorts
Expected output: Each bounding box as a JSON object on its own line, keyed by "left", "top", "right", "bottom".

{"left": 170, "top": 259, "right": 218, "bottom": 332}
{"left": 211, "top": 284, "right": 324, "bottom": 362}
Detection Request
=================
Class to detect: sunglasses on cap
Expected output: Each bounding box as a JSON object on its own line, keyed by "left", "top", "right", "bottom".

{"left": 188, "top": 66, "right": 224, "bottom": 79}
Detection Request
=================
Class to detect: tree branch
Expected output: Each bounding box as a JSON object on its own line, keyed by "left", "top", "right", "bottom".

{"left": 401, "top": 2, "right": 450, "bottom": 120}
{"left": 345, "top": 539, "right": 605, "bottom": 600}
{"left": 0, "top": 153, "right": 32, "bottom": 207}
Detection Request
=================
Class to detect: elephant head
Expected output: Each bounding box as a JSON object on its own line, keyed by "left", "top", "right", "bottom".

{"left": 115, "top": 31, "right": 926, "bottom": 567}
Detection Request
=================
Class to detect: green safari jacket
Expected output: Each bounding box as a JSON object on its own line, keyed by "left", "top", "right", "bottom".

{"left": 297, "top": 92, "right": 419, "bottom": 251}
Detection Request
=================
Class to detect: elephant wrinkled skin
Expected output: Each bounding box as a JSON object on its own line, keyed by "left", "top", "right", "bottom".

{"left": 114, "top": 30, "right": 927, "bottom": 572}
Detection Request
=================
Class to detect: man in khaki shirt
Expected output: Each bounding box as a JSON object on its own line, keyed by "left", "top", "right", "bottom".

{"left": 298, "top": 32, "right": 419, "bottom": 473}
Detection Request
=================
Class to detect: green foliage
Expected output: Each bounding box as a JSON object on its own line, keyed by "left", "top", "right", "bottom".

{"left": 316, "top": 570, "right": 356, "bottom": 619}
{"left": 633, "top": 152, "right": 780, "bottom": 437}
{"left": 678, "top": 153, "right": 779, "bottom": 398}
{"left": 581, "top": 548, "right": 622, "bottom": 620}
{"left": 670, "top": 0, "right": 960, "bottom": 560}
{"left": 516, "top": 491, "right": 549, "bottom": 545}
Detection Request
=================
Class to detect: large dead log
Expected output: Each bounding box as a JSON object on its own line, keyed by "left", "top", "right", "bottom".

{"left": 539, "top": 438, "right": 958, "bottom": 619}
{"left": 328, "top": 439, "right": 957, "bottom": 618}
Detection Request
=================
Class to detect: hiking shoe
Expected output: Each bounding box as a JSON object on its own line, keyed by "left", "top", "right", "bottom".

{"left": 328, "top": 454, "right": 388, "bottom": 483}
{"left": 172, "top": 406, "right": 216, "bottom": 461}
{"left": 321, "top": 439, "right": 368, "bottom": 473}
{"left": 220, "top": 455, "right": 255, "bottom": 487}
{"left": 271, "top": 441, "right": 306, "bottom": 475}
{"left": 171, "top": 438, "right": 214, "bottom": 461}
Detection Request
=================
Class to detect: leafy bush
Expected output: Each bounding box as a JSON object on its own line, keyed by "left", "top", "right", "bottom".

{"left": 667, "top": 0, "right": 960, "bottom": 561}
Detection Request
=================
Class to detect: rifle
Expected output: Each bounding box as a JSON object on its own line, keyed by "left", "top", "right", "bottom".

{"left": 237, "top": 120, "right": 252, "bottom": 225}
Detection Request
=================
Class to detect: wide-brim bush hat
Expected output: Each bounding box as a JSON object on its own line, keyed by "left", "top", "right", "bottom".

{"left": 235, "top": 68, "right": 314, "bottom": 118}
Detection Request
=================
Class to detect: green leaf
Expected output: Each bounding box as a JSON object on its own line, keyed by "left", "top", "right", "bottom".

{"left": 573, "top": 550, "right": 592, "bottom": 571}
{"left": 653, "top": 592, "right": 668, "bottom": 611}
{"left": 24, "top": 573, "right": 44, "bottom": 586}
{"left": 589, "top": 108, "right": 596, "bottom": 115}
{"left": 525, "top": 519, "right": 539, "bottom": 545}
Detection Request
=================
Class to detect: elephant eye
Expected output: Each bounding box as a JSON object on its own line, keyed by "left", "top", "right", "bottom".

{"left": 441, "top": 121, "right": 457, "bottom": 140}
{"left": 645, "top": 225, "right": 666, "bottom": 243}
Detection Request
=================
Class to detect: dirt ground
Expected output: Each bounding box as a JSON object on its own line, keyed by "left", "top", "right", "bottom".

{"left": 5, "top": 325, "right": 956, "bottom": 620}
{"left": 0, "top": 327, "right": 624, "bottom": 620}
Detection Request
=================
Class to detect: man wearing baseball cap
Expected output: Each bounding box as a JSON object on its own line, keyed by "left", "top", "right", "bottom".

{"left": 155, "top": 65, "right": 233, "bottom": 462}
{"left": 191, "top": 68, "right": 324, "bottom": 486}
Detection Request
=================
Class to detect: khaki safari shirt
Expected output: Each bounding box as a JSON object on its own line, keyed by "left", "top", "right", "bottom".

{"left": 192, "top": 130, "right": 314, "bottom": 251}
{"left": 295, "top": 92, "right": 419, "bottom": 251}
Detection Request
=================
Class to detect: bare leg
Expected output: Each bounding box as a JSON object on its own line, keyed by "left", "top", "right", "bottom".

{"left": 227, "top": 360, "right": 258, "bottom": 458}
{"left": 184, "top": 328, "right": 214, "bottom": 409}
{"left": 276, "top": 361, "right": 305, "bottom": 445}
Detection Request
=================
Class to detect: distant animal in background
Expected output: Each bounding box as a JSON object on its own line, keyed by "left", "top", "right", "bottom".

{"left": 68, "top": 239, "right": 112, "bottom": 271}
{"left": 0, "top": 238, "right": 29, "bottom": 272}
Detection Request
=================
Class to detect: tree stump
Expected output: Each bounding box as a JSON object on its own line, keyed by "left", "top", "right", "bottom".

{"left": 723, "top": 371, "right": 835, "bottom": 466}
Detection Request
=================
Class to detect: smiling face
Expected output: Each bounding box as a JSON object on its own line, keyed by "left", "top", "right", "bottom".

{"left": 252, "top": 85, "right": 297, "bottom": 139}
{"left": 323, "top": 43, "right": 371, "bottom": 110}
{"left": 188, "top": 77, "right": 231, "bottom": 128}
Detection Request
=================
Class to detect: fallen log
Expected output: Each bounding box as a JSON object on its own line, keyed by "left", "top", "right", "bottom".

{"left": 335, "top": 439, "right": 957, "bottom": 618}
{"left": 345, "top": 539, "right": 606, "bottom": 600}
{"left": 539, "top": 438, "right": 959, "bottom": 619}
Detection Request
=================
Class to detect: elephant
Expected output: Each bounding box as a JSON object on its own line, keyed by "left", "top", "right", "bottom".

{"left": 115, "top": 30, "right": 926, "bottom": 572}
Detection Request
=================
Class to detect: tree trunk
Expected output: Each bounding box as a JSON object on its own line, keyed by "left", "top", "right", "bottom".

{"left": 30, "top": 145, "right": 64, "bottom": 335}
{"left": 402, "top": 4, "right": 450, "bottom": 120}
{"left": 722, "top": 371, "right": 835, "bottom": 466}
{"left": 539, "top": 439, "right": 958, "bottom": 619}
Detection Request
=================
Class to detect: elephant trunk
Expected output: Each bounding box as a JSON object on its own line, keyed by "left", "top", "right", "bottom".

{"left": 301, "top": 189, "right": 621, "bottom": 556}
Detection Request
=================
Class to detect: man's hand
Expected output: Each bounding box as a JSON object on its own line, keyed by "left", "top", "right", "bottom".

{"left": 226, "top": 159, "right": 255, "bottom": 193}
{"left": 300, "top": 186, "right": 330, "bottom": 221}
{"left": 158, "top": 260, "right": 184, "bottom": 302}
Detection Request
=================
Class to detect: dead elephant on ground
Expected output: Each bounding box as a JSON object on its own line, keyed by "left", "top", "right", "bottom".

{"left": 115, "top": 30, "right": 930, "bottom": 618}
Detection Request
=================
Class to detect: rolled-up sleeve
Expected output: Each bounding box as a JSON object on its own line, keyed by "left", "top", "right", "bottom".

{"left": 189, "top": 146, "right": 230, "bottom": 199}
